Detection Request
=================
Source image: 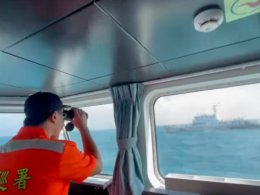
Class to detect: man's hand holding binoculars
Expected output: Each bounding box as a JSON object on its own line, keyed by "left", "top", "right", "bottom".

{"left": 72, "top": 108, "right": 89, "bottom": 132}
{"left": 63, "top": 107, "right": 88, "bottom": 132}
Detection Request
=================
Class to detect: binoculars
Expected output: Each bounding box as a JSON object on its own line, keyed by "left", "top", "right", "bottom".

{"left": 63, "top": 107, "right": 87, "bottom": 131}
{"left": 63, "top": 107, "right": 75, "bottom": 132}
{"left": 63, "top": 107, "right": 75, "bottom": 121}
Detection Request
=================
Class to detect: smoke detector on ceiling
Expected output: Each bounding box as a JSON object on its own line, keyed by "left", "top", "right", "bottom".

{"left": 194, "top": 8, "right": 224, "bottom": 32}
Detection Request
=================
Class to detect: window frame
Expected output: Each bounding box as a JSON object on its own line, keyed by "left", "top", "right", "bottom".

{"left": 142, "top": 61, "right": 260, "bottom": 188}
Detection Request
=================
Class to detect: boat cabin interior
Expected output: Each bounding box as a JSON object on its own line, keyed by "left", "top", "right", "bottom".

{"left": 1, "top": 0, "right": 260, "bottom": 195}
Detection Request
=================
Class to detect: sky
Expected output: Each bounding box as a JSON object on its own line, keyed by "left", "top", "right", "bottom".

{"left": 1, "top": 83, "right": 260, "bottom": 136}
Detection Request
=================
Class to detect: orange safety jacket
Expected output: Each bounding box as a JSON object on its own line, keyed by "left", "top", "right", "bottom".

{"left": 0, "top": 126, "right": 97, "bottom": 195}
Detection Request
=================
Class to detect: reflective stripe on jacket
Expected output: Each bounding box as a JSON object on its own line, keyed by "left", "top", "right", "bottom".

{"left": 0, "top": 126, "right": 96, "bottom": 195}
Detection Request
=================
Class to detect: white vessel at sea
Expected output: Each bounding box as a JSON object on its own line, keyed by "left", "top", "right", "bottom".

{"left": 166, "top": 106, "right": 260, "bottom": 132}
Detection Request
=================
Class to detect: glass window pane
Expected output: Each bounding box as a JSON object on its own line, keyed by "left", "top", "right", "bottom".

{"left": 154, "top": 83, "right": 260, "bottom": 180}
{"left": 68, "top": 104, "right": 117, "bottom": 175}
{"left": 0, "top": 113, "right": 25, "bottom": 145}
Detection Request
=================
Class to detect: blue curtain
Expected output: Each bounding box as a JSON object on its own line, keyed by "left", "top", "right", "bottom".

{"left": 109, "top": 83, "right": 144, "bottom": 195}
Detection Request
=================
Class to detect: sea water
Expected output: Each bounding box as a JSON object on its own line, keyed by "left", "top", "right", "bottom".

{"left": 156, "top": 127, "right": 260, "bottom": 180}
{"left": 1, "top": 127, "right": 260, "bottom": 180}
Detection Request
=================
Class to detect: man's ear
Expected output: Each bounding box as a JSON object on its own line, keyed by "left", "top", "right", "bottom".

{"left": 49, "top": 111, "right": 58, "bottom": 123}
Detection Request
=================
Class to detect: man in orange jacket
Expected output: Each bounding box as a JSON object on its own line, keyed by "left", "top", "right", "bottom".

{"left": 0, "top": 92, "right": 102, "bottom": 194}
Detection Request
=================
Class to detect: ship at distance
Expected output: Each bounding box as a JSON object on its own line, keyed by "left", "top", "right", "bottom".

{"left": 165, "top": 105, "right": 260, "bottom": 132}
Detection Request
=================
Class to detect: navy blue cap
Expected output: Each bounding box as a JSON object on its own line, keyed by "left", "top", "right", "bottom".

{"left": 24, "top": 92, "right": 63, "bottom": 123}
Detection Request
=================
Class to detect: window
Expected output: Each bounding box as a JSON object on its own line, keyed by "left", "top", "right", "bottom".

{"left": 154, "top": 83, "right": 260, "bottom": 180}
{"left": 0, "top": 113, "right": 25, "bottom": 145}
{"left": 68, "top": 104, "right": 117, "bottom": 175}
